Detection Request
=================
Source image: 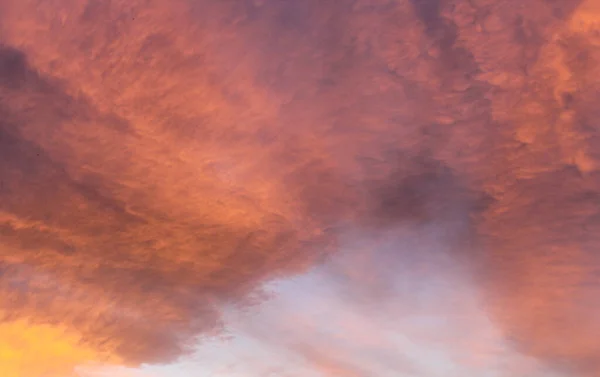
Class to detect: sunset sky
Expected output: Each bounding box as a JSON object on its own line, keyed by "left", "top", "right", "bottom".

{"left": 1, "top": 0, "right": 600, "bottom": 376}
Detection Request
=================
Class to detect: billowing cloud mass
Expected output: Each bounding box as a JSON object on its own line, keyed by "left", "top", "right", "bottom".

{"left": 0, "top": 0, "right": 599, "bottom": 376}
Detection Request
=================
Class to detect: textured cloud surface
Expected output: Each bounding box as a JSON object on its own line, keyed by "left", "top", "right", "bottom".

{"left": 0, "top": 0, "right": 599, "bottom": 376}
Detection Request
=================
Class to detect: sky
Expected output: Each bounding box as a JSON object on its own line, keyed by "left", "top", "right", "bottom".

{"left": 75, "top": 227, "right": 570, "bottom": 377}
{"left": 0, "top": 0, "right": 600, "bottom": 376}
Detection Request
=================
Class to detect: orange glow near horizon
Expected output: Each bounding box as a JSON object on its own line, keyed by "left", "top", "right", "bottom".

{"left": 0, "top": 320, "right": 114, "bottom": 377}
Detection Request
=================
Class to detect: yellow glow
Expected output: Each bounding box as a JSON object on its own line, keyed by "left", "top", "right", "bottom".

{"left": 0, "top": 319, "right": 114, "bottom": 377}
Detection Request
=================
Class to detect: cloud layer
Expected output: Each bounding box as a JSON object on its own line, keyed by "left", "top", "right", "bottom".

{"left": 0, "top": 0, "right": 599, "bottom": 375}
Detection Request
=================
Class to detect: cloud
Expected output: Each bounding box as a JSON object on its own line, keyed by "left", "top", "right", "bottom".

{"left": 0, "top": 320, "right": 111, "bottom": 377}
{"left": 0, "top": 0, "right": 599, "bottom": 376}
{"left": 126, "top": 226, "right": 565, "bottom": 377}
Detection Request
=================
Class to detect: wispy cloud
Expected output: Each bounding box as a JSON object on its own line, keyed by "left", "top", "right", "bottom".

{"left": 83, "top": 225, "right": 567, "bottom": 377}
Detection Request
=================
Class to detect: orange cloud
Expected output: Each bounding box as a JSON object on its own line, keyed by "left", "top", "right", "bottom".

{"left": 0, "top": 0, "right": 599, "bottom": 376}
